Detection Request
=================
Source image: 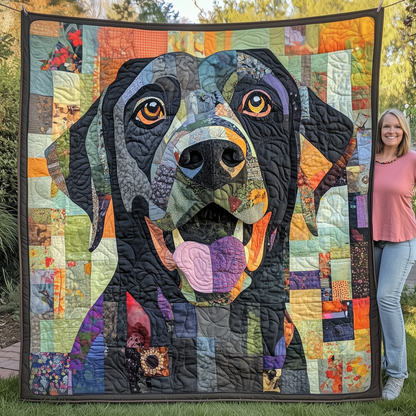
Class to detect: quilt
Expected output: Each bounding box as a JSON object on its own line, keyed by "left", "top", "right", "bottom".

{"left": 19, "top": 8, "right": 383, "bottom": 402}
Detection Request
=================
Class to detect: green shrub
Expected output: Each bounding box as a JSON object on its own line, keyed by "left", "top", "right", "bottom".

{"left": 402, "top": 283, "right": 416, "bottom": 309}
{"left": 0, "top": 274, "right": 19, "bottom": 319}
{"left": 0, "top": 203, "right": 19, "bottom": 289}
{"left": 0, "top": 59, "right": 20, "bottom": 209}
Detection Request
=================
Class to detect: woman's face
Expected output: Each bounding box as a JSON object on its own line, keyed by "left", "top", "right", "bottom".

{"left": 381, "top": 113, "right": 404, "bottom": 151}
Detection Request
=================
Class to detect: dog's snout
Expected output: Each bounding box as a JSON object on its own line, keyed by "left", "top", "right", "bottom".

{"left": 178, "top": 139, "right": 246, "bottom": 189}
{"left": 221, "top": 147, "right": 245, "bottom": 168}
{"left": 178, "top": 149, "right": 203, "bottom": 170}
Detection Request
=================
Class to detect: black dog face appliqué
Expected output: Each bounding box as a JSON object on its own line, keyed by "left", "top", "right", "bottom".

{"left": 42, "top": 49, "right": 355, "bottom": 395}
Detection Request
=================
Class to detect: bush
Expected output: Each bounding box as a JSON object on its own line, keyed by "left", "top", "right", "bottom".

{"left": 0, "top": 59, "right": 20, "bottom": 209}
{"left": 0, "top": 274, "right": 20, "bottom": 319}
{"left": 401, "top": 284, "right": 416, "bottom": 314}
{"left": 0, "top": 203, "right": 19, "bottom": 289}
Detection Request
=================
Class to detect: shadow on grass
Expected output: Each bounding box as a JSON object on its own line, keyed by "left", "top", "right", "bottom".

{"left": 2, "top": 315, "right": 416, "bottom": 416}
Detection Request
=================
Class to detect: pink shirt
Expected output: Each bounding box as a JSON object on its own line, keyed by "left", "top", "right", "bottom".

{"left": 373, "top": 150, "right": 416, "bottom": 242}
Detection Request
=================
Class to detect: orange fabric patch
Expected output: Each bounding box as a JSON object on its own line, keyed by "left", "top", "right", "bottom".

{"left": 30, "top": 20, "right": 60, "bottom": 37}
{"left": 308, "top": 170, "right": 326, "bottom": 190}
{"left": 336, "top": 138, "right": 356, "bottom": 169}
{"left": 224, "top": 31, "right": 233, "bottom": 50}
{"left": 246, "top": 211, "right": 271, "bottom": 271}
{"left": 322, "top": 300, "right": 348, "bottom": 314}
{"left": 53, "top": 268, "right": 65, "bottom": 319}
{"left": 299, "top": 138, "right": 332, "bottom": 188}
{"left": 102, "top": 199, "right": 115, "bottom": 239}
{"left": 204, "top": 32, "right": 216, "bottom": 56}
{"left": 331, "top": 280, "right": 350, "bottom": 301}
{"left": 100, "top": 58, "right": 125, "bottom": 94}
{"left": 318, "top": 17, "right": 375, "bottom": 54}
{"left": 98, "top": 27, "right": 168, "bottom": 59}
{"left": 225, "top": 128, "right": 247, "bottom": 156}
{"left": 319, "top": 252, "right": 331, "bottom": 279}
{"left": 353, "top": 297, "right": 370, "bottom": 330}
{"left": 145, "top": 217, "right": 176, "bottom": 271}
{"left": 230, "top": 272, "right": 249, "bottom": 301}
{"left": 84, "top": 262, "right": 92, "bottom": 275}
{"left": 28, "top": 158, "right": 49, "bottom": 178}
{"left": 284, "top": 313, "right": 295, "bottom": 347}
{"left": 289, "top": 213, "right": 310, "bottom": 241}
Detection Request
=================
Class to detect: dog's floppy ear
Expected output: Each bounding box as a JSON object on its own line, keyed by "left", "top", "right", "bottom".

{"left": 45, "top": 58, "right": 153, "bottom": 250}
{"left": 45, "top": 89, "right": 112, "bottom": 251}
{"left": 297, "top": 86, "right": 354, "bottom": 236}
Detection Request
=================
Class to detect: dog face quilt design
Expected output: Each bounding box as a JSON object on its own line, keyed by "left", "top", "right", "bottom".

{"left": 20, "top": 10, "right": 382, "bottom": 401}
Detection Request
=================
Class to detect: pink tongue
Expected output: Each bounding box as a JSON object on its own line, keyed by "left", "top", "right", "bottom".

{"left": 172, "top": 236, "right": 246, "bottom": 293}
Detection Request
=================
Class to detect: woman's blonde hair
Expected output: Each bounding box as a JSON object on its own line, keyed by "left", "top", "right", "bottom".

{"left": 376, "top": 108, "right": 411, "bottom": 156}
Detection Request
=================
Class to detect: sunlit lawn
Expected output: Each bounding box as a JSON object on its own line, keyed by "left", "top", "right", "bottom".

{"left": 1, "top": 309, "right": 416, "bottom": 416}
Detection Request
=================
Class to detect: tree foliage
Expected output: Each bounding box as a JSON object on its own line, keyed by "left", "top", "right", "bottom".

{"left": 0, "top": 34, "right": 15, "bottom": 63}
{"left": 389, "top": 1, "right": 416, "bottom": 116}
{"left": 200, "top": 0, "right": 288, "bottom": 23}
{"left": 290, "top": 0, "right": 379, "bottom": 17}
{"left": 21, "top": 0, "right": 85, "bottom": 16}
{"left": 110, "top": 0, "right": 179, "bottom": 23}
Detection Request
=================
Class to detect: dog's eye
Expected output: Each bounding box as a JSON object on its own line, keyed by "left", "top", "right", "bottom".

{"left": 134, "top": 97, "right": 166, "bottom": 125}
{"left": 239, "top": 90, "right": 272, "bottom": 117}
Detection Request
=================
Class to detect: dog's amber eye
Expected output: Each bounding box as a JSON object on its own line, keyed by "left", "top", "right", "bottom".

{"left": 239, "top": 90, "right": 272, "bottom": 117}
{"left": 135, "top": 98, "right": 166, "bottom": 125}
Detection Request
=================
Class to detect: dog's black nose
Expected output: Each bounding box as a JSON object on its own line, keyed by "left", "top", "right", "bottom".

{"left": 178, "top": 140, "right": 246, "bottom": 189}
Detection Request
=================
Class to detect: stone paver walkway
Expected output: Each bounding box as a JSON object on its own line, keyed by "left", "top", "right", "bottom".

{"left": 1, "top": 266, "right": 416, "bottom": 378}
{"left": 0, "top": 342, "right": 19, "bottom": 378}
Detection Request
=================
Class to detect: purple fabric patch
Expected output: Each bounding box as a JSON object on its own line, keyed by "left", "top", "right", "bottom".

{"left": 67, "top": 369, "right": 73, "bottom": 395}
{"left": 357, "top": 195, "right": 368, "bottom": 228}
{"left": 70, "top": 294, "right": 103, "bottom": 370}
{"left": 269, "top": 229, "right": 277, "bottom": 252}
{"left": 157, "top": 287, "right": 173, "bottom": 321}
{"left": 210, "top": 236, "right": 246, "bottom": 292}
{"left": 290, "top": 270, "right": 320, "bottom": 290}
{"left": 263, "top": 337, "right": 286, "bottom": 369}
{"left": 264, "top": 74, "right": 289, "bottom": 115}
{"left": 263, "top": 355, "right": 285, "bottom": 370}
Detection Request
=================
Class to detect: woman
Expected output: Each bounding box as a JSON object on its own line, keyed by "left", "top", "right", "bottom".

{"left": 373, "top": 108, "right": 416, "bottom": 400}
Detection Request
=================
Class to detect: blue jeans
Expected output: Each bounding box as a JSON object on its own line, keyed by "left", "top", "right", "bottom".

{"left": 374, "top": 238, "right": 416, "bottom": 379}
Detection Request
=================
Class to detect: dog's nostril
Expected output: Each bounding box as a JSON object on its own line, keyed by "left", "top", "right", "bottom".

{"left": 179, "top": 149, "right": 203, "bottom": 170}
{"left": 222, "top": 148, "right": 245, "bottom": 168}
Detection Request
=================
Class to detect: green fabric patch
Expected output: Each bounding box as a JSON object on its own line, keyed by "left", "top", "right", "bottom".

{"left": 53, "top": 318, "right": 84, "bottom": 353}
{"left": 39, "top": 320, "right": 54, "bottom": 352}
{"left": 305, "top": 24, "right": 320, "bottom": 50}
{"left": 231, "top": 29, "right": 269, "bottom": 50}
{"left": 56, "top": 130, "right": 71, "bottom": 179}
{"left": 85, "top": 113, "right": 111, "bottom": 194}
{"left": 65, "top": 215, "right": 92, "bottom": 261}
{"left": 82, "top": 25, "right": 98, "bottom": 74}
{"left": 246, "top": 306, "right": 262, "bottom": 355}
{"left": 80, "top": 74, "right": 94, "bottom": 115}
{"left": 287, "top": 55, "right": 302, "bottom": 81}
{"left": 30, "top": 34, "right": 59, "bottom": 71}
{"left": 269, "top": 27, "right": 285, "bottom": 56}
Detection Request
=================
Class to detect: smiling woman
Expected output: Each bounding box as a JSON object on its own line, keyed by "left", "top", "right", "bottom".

{"left": 373, "top": 108, "right": 416, "bottom": 400}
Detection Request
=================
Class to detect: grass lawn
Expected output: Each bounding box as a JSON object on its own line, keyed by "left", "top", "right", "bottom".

{"left": 1, "top": 310, "right": 416, "bottom": 416}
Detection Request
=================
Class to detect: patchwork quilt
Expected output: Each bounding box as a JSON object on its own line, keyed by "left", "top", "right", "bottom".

{"left": 19, "top": 8, "right": 383, "bottom": 401}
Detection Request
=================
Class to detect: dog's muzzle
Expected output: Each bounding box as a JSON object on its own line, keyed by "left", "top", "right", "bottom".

{"left": 146, "top": 122, "right": 270, "bottom": 305}
{"left": 178, "top": 139, "right": 246, "bottom": 189}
